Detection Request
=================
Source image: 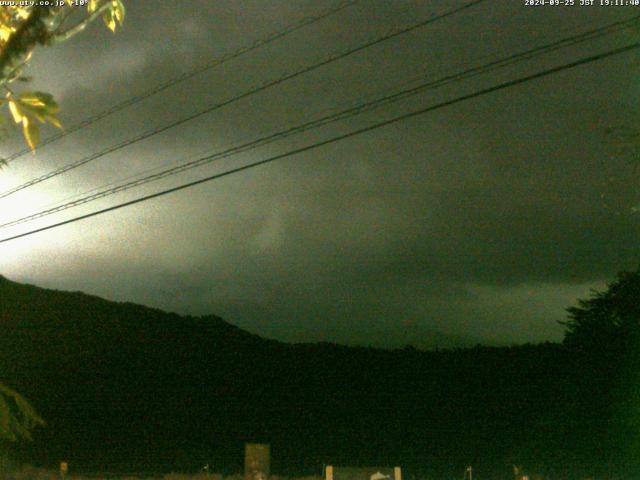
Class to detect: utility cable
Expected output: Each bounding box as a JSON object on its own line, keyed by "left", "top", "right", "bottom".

{"left": 0, "top": 16, "right": 637, "bottom": 230}
{"left": 16, "top": 12, "right": 637, "bottom": 217}
{"left": 1, "top": 41, "right": 637, "bottom": 244}
{"left": 0, "top": 0, "right": 488, "bottom": 199}
{"left": 2, "top": 0, "right": 360, "bottom": 164}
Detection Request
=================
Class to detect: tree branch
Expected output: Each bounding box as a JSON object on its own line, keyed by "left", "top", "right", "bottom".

{"left": 50, "top": 3, "right": 113, "bottom": 44}
{"left": 0, "top": 6, "right": 59, "bottom": 85}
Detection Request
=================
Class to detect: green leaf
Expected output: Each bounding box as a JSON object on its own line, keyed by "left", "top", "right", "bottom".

{"left": 113, "top": 0, "right": 125, "bottom": 24}
{"left": 22, "top": 116, "right": 39, "bottom": 153}
{"left": 8, "top": 100, "right": 23, "bottom": 123}
{"left": 88, "top": 0, "right": 100, "bottom": 13}
{"left": 44, "top": 113, "right": 62, "bottom": 129}
{"left": 19, "top": 91, "right": 59, "bottom": 113}
{"left": 0, "top": 383, "right": 45, "bottom": 442}
{"left": 0, "top": 395, "right": 15, "bottom": 441}
{"left": 103, "top": 10, "right": 116, "bottom": 32}
{"left": 102, "top": 1, "right": 125, "bottom": 32}
{"left": 5, "top": 92, "right": 63, "bottom": 149}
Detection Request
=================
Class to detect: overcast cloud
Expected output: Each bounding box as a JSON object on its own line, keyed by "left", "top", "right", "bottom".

{"left": 0, "top": 0, "right": 638, "bottom": 348}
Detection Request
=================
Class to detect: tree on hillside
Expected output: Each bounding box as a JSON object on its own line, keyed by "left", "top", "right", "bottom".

{"left": 561, "top": 265, "right": 640, "bottom": 351}
{"left": 561, "top": 265, "right": 640, "bottom": 477}
{"left": 0, "top": 0, "right": 125, "bottom": 449}
{"left": 0, "top": 0, "right": 125, "bottom": 155}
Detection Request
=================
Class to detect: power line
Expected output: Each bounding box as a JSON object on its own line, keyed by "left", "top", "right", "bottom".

{"left": 1, "top": 41, "right": 637, "bottom": 245}
{"left": 11, "top": 12, "right": 636, "bottom": 222}
{"left": 0, "top": 0, "right": 487, "bottom": 199}
{"left": 2, "top": 0, "right": 360, "bottom": 165}
{"left": 0, "top": 14, "right": 637, "bottom": 230}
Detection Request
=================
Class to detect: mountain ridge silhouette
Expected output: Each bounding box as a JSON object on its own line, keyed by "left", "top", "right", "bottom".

{"left": 0, "top": 274, "right": 609, "bottom": 478}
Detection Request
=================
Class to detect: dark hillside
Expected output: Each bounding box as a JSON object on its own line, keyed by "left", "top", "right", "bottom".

{"left": 0, "top": 275, "right": 621, "bottom": 478}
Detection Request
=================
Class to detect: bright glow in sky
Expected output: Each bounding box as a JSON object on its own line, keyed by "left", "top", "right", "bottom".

{"left": 0, "top": 0, "right": 638, "bottom": 348}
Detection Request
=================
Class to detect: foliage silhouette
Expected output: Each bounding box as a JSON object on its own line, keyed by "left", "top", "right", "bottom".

{"left": 2, "top": 273, "right": 634, "bottom": 478}
{"left": 0, "top": 1, "right": 125, "bottom": 155}
{"left": 0, "top": 383, "right": 44, "bottom": 442}
{"left": 561, "top": 265, "right": 640, "bottom": 352}
{"left": 559, "top": 265, "right": 640, "bottom": 478}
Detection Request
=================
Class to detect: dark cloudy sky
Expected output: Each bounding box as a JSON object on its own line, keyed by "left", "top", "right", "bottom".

{"left": 0, "top": 0, "right": 638, "bottom": 348}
